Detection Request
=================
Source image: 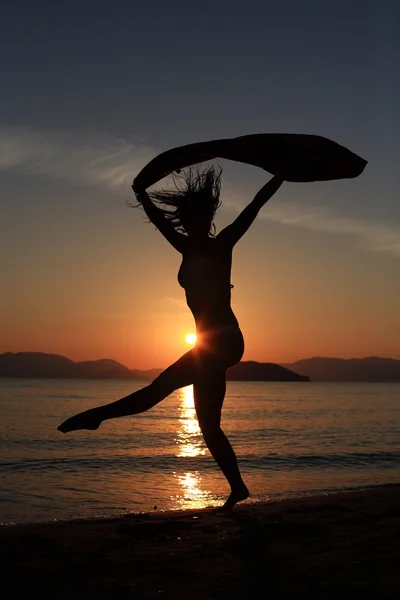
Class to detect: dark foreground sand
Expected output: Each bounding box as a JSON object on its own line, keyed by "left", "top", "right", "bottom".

{"left": 1, "top": 486, "right": 399, "bottom": 599}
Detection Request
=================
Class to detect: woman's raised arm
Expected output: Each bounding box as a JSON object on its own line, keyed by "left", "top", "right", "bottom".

{"left": 217, "top": 175, "right": 284, "bottom": 247}
{"left": 132, "top": 185, "right": 186, "bottom": 253}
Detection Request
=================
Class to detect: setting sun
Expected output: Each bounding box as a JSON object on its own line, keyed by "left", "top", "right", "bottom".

{"left": 185, "top": 333, "right": 197, "bottom": 345}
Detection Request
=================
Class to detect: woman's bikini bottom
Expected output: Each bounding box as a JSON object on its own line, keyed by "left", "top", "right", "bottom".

{"left": 196, "top": 326, "right": 244, "bottom": 368}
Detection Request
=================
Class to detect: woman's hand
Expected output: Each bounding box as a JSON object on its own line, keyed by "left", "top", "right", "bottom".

{"left": 271, "top": 174, "right": 286, "bottom": 184}
{"left": 132, "top": 183, "right": 149, "bottom": 202}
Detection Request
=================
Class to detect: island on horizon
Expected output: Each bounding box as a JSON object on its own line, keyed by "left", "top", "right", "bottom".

{"left": 0, "top": 352, "right": 309, "bottom": 382}
{"left": 1, "top": 352, "right": 400, "bottom": 382}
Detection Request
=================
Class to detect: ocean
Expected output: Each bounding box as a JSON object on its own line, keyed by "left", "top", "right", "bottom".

{"left": 1, "top": 379, "right": 399, "bottom": 524}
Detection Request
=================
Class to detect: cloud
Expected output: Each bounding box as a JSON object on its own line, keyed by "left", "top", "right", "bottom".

{"left": 266, "top": 200, "right": 400, "bottom": 257}
{"left": 223, "top": 194, "right": 400, "bottom": 258}
{"left": 0, "top": 127, "right": 156, "bottom": 193}
{"left": 164, "top": 296, "right": 187, "bottom": 308}
{"left": 1, "top": 126, "right": 399, "bottom": 257}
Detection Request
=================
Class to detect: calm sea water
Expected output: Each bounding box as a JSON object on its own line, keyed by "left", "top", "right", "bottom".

{"left": 1, "top": 379, "right": 399, "bottom": 524}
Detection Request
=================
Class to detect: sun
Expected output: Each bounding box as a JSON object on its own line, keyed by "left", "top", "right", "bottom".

{"left": 185, "top": 333, "right": 197, "bottom": 345}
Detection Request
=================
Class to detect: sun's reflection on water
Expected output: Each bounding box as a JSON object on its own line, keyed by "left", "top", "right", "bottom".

{"left": 175, "top": 385, "right": 206, "bottom": 458}
{"left": 173, "top": 385, "right": 213, "bottom": 509}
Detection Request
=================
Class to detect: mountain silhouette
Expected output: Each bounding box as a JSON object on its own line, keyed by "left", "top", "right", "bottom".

{"left": 0, "top": 352, "right": 308, "bottom": 381}
{"left": 282, "top": 356, "right": 400, "bottom": 382}
{"left": 3, "top": 352, "right": 399, "bottom": 382}
{"left": 227, "top": 360, "right": 309, "bottom": 381}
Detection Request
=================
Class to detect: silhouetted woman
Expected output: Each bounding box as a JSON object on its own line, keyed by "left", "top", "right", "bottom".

{"left": 58, "top": 168, "right": 284, "bottom": 510}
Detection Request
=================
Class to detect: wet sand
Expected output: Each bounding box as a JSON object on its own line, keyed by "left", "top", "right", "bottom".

{"left": 1, "top": 485, "right": 399, "bottom": 599}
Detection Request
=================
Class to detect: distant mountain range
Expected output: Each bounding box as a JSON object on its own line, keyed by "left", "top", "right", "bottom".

{"left": 0, "top": 352, "right": 308, "bottom": 382}
{"left": 1, "top": 352, "right": 399, "bottom": 382}
{"left": 282, "top": 357, "right": 400, "bottom": 382}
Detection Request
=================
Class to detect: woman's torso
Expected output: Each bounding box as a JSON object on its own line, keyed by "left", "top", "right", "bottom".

{"left": 178, "top": 237, "right": 239, "bottom": 333}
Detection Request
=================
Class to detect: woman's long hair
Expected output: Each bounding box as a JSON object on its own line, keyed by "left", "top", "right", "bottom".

{"left": 138, "top": 165, "right": 222, "bottom": 235}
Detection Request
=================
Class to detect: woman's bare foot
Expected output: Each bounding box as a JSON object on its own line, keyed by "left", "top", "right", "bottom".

{"left": 57, "top": 409, "right": 102, "bottom": 433}
{"left": 217, "top": 484, "right": 250, "bottom": 512}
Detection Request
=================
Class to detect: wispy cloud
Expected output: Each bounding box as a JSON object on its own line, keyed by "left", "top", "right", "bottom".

{"left": 224, "top": 193, "right": 400, "bottom": 258}
{"left": 164, "top": 296, "right": 187, "bottom": 308}
{"left": 1, "top": 126, "right": 399, "bottom": 257}
{"left": 267, "top": 201, "right": 400, "bottom": 257}
{"left": 0, "top": 126, "right": 156, "bottom": 192}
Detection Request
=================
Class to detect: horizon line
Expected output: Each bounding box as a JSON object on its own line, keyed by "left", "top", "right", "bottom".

{"left": 1, "top": 350, "right": 399, "bottom": 371}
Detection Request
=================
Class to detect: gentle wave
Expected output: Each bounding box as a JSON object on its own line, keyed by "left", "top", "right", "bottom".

{"left": 2, "top": 450, "right": 400, "bottom": 474}
{"left": 2, "top": 380, "right": 400, "bottom": 522}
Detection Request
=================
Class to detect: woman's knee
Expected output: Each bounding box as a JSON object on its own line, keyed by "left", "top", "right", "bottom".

{"left": 149, "top": 370, "right": 174, "bottom": 397}
{"left": 197, "top": 417, "right": 221, "bottom": 443}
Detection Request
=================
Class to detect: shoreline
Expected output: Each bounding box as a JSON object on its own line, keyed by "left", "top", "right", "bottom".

{"left": 1, "top": 482, "right": 398, "bottom": 528}
{"left": 1, "top": 485, "right": 399, "bottom": 599}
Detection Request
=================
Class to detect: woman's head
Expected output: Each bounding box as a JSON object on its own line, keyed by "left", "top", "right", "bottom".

{"left": 149, "top": 165, "right": 222, "bottom": 237}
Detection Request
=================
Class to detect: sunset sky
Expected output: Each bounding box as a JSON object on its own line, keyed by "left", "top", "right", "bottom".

{"left": 1, "top": 0, "right": 399, "bottom": 369}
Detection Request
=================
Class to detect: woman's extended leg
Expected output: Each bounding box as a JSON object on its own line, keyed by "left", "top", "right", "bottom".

{"left": 58, "top": 349, "right": 201, "bottom": 433}
{"left": 193, "top": 368, "right": 249, "bottom": 511}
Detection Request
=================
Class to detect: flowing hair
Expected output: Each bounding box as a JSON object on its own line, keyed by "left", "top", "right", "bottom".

{"left": 135, "top": 165, "right": 222, "bottom": 235}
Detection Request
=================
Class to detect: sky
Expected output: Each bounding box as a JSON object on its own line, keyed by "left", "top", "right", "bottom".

{"left": 1, "top": 0, "right": 399, "bottom": 369}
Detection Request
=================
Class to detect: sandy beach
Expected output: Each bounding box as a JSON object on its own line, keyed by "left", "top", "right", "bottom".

{"left": 1, "top": 485, "right": 399, "bottom": 599}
